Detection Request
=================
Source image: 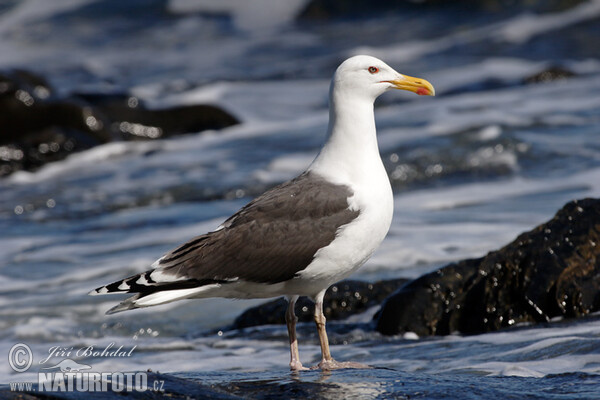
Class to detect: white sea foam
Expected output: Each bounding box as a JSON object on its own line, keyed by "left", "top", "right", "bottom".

{"left": 418, "top": 58, "right": 547, "bottom": 94}
{"left": 0, "top": 0, "right": 96, "bottom": 37}
{"left": 155, "top": 79, "right": 329, "bottom": 123}
{"left": 497, "top": 0, "right": 600, "bottom": 43}
{"left": 252, "top": 152, "right": 315, "bottom": 184}
{"left": 0, "top": 0, "right": 100, "bottom": 68}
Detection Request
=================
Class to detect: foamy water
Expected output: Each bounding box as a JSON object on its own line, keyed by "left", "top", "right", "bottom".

{"left": 1, "top": 1, "right": 599, "bottom": 394}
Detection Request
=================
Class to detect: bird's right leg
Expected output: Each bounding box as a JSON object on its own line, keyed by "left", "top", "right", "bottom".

{"left": 285, "top": 295, "right": 308, "bottom": 371}
{"left": 312, "top": 290, "right": 371, "bottom": 370}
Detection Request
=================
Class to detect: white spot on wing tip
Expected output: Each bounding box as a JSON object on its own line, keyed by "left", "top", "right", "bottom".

{"left": 118, "top": 282, "right": 130, "bottom": 290}
{"left": 136, "top": 275, "right": 149, "bottom": 285}
{"left": 89, "top": 287, "right": 108, "bottom": 296}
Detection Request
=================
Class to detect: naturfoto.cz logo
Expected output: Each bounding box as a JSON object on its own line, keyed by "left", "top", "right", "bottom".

{"left": 7, "top": 343, "right": 164, "bottom": 393}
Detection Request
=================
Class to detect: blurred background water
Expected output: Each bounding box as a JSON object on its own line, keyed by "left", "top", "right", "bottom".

{"left": 0, "top": 0, "right": 599, "bottom": 397}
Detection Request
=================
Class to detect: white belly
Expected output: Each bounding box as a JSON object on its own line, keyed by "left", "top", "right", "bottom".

{"left": 288, "top": 168, "right": 394, "bottom": 297}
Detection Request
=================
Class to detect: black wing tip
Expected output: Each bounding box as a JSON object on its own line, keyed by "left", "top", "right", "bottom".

{"left": 88, "top": 283, "right": 128, "bottom": 295}
{"left": 89, "top": 271, "right": 155, "bottom": 296}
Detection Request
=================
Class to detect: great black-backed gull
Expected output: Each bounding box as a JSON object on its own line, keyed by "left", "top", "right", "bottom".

{"left": 90, "top": 55, "right": 434, "bottom": 371}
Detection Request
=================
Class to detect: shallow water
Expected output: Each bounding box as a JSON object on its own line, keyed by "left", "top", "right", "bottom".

{"left": 1, "top": 0, "right": 599, "bottom": 397}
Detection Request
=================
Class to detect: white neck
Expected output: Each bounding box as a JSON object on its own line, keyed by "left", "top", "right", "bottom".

{"left": 308, "top": 85, "right": 383, "bottom": 185}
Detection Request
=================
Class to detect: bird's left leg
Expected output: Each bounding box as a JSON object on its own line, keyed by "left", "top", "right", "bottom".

{"left": 312, "top": 290, "right": 371, "bottom": 370}
{"left": 285, "top": 295, "right": 308, "bottom": 371}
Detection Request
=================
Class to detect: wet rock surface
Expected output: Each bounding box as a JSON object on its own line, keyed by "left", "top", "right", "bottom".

{"left": 376, "top": 198, "right": 600, "bottom": 336}
{"left": 0, "top": 69, "right": 238, "bottom": 177}
{"left": 298, "top": 0, "right": 586, "bottom": 19}
{"left": 523, "top": 66, "right": 576, "bottom": 84}
{"left": 231, "top": 278, "right": 408, "bottom": 330}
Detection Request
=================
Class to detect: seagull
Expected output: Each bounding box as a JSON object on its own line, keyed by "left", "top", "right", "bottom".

{"left": 90, "top": 55, "right": 434, "bottom": 371}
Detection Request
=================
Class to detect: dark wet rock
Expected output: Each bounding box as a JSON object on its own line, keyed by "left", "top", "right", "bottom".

{"left": 0, "top": 70, "right": 113, "bottom": 176}
{"left": 376, "top": 198, "right": 600, "bottom": 336}
{"left": 0, "top": 69, "right": 238, "bottom": 177}
{"left": 74, "top": 92, "right": 239, "bottom": 140}
{"left": 298, "top": 0, "right": 586, "bottom": 19}
{"left": 523, "top": 66, "right": 576, "bottom": 84}
{"left": 232, "top": 278, "right": 408, "bottom": 330}
{"left": 0, "top": 70, "right": 115, "bottom": 142}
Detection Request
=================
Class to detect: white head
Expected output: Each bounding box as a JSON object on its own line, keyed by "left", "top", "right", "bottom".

{"left": 332, "top": 55, "right": 435, "bottom": 101}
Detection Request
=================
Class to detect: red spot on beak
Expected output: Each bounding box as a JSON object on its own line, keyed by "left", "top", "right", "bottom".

{"left": 416, "top": 87, "right": 430, "bottom": 96}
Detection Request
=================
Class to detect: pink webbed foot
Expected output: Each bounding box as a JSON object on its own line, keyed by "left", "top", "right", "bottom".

{"left": 311, "top": 359, "right": 372, "bottom": 371}
{"left": 289, "top": 360, "right": 309, "bottom": 372}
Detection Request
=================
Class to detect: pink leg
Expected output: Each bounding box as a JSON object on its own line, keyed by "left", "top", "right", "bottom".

{"left": 285, "top": 296, "right": 307, "bottom": 371}
{"left": 312, "top": 290, "right": 371, "bottom": 371}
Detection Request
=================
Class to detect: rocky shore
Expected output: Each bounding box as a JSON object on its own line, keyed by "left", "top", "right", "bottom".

{"left": 377, "top": 198, "right": 600, "bottom": 336}
{"left": 0, "top": 69, "right": 238, "bottom": 177}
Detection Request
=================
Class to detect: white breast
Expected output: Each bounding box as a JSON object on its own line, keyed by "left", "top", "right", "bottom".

{"left": 290, "top": 157, "right": 394, "bottom": 297}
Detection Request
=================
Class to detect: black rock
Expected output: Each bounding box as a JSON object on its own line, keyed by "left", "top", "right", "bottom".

{"left": 523, "top": 66, "right": 576, "bottom": 84}
{"left": 298, "top": 0, "right": 585, "bottom": 19}
{"left": 0, "top": 69, "right": 239, "bottom": 177}
{"left": 231, "top": 278, "right": 408, "bottom": 330}
{"left": 74, "top": 92, "right": 239, "bottom": 140}
{"left": 0, "top": 70, "right": 113, "bottom": 175}
{"left": 376, "top": 198, "right": 600, "bottom": 336}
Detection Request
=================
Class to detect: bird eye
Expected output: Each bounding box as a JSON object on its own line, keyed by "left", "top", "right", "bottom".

{"left": 368, "top": 66, "right": 379, "bottom": 74}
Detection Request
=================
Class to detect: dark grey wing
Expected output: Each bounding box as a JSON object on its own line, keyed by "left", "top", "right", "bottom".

{"left": 90, "top": 171, "right": 360, "bottom": 298}
{"left": 154, "top": 171, "right": 359, "bottom": 284}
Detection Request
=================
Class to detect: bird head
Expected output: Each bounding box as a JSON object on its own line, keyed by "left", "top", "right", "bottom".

{"left": 332, "top": 55, "right": 435, "bottom": 101}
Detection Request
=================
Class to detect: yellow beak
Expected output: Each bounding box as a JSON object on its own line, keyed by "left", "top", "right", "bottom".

{"left": 386, "top": 74, "right": 435, "bottom": 96}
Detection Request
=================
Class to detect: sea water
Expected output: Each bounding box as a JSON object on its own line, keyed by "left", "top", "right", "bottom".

{"left": 0, "top": 1, "right": 599, "bottom": 397}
